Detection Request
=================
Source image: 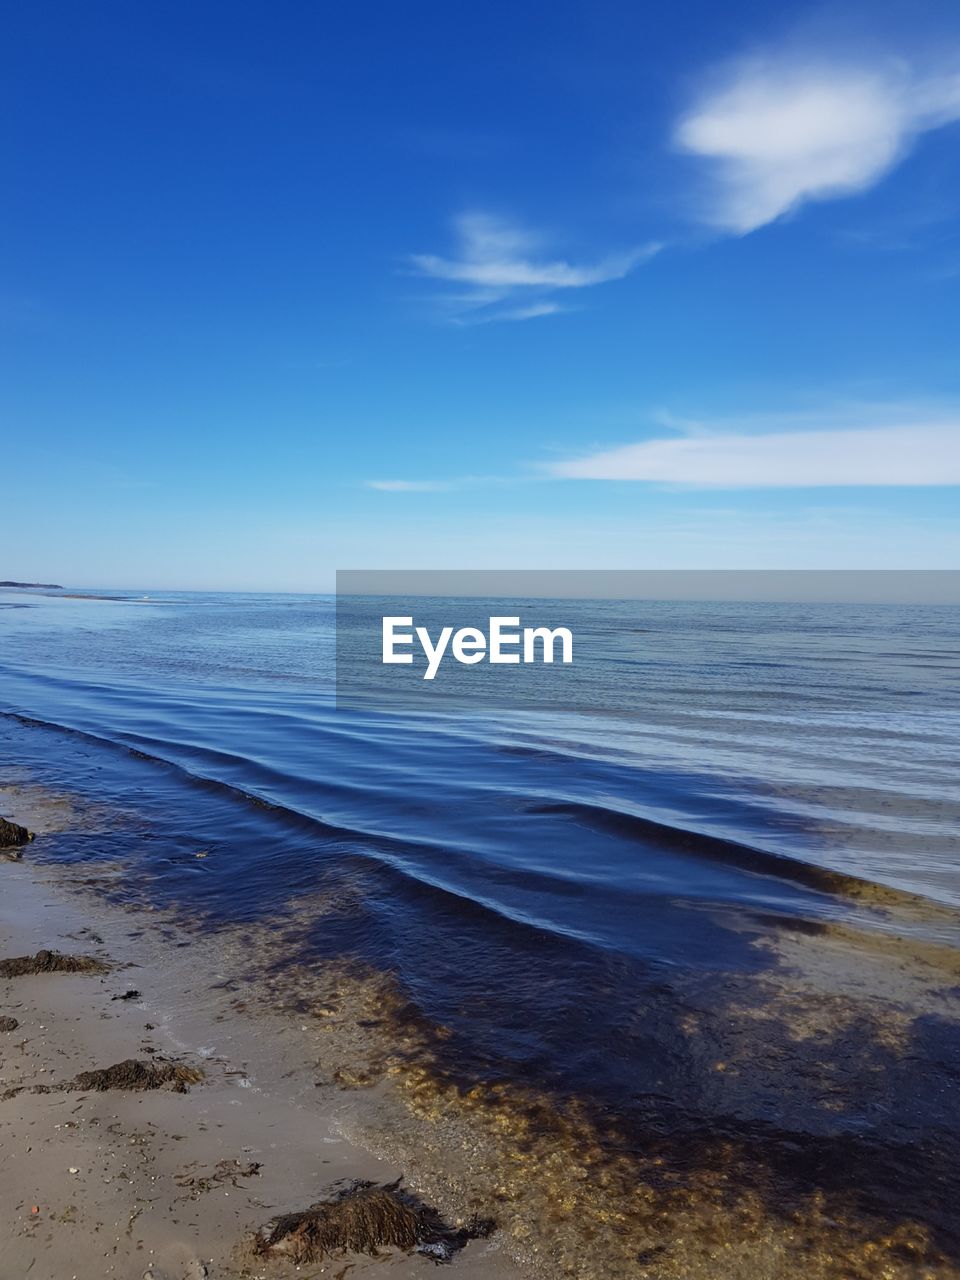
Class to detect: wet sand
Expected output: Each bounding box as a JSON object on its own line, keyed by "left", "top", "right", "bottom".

{"left": 0, "top": 790, "right": 519, "bottom": 1280}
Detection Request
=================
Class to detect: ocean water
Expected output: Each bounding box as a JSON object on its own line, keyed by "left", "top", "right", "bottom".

{"left": 2, "top": 586, "right": 960, "bottom": 1268}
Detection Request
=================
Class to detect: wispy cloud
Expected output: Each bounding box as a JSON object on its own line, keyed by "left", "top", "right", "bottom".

{"left": 675, "top": 56, "right": 960, "bottom": 233}
{"left": 411, "top": 212, "right": 659, "bottom": 322}
{"left": 548, "top": 412, "right": 960, "bottom": 487}
{"left": 413, "top": 213, "right": 646, "bottom": 288}
{"left": 452, "top": 300, "right": 565, "bottom": 326}
{"left": 365, "top": 479, "right": 452, "bottom": 492}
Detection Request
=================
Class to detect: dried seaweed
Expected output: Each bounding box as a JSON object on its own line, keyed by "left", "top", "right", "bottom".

{"left": 66, "top": 1058, "right": 204, "bottom": 1093}
{"left": 254, "top": 1179, "right": 493, "bottom": 1264}
{"left": 0, "top": 950, "right": 109, "bottom": 978}
{"left": 175, "top": 1159, "right": 262, "bottom": 1195}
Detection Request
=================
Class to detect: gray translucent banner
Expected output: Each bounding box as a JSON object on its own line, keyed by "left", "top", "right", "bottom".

{"left": 335, "top": 570, "right": 960, "bottom": 712}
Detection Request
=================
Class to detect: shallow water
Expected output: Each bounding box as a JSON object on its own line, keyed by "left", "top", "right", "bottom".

{"left": 2, "top": 587, "right": 960, "bottom": 1274}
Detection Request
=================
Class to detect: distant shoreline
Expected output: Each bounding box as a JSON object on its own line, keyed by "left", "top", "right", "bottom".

{"left": 0, "top": 585, "right": 148, "bottom": 603}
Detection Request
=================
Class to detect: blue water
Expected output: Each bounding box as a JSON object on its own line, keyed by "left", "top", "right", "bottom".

{"left": 3, "top": 588, "right": 959, "bottom": 909}
{"left": 2, "top": 587, "right": 960, "bottom": 1192}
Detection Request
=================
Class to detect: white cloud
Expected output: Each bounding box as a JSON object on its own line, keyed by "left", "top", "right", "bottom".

{"left": 548, "top": 415, "right": 960, "bottom": 487}
{"left": 412, "top": 213, "right": 658, "bottom": 322}
{"left": 413, "top": 213, "right": 647, "bottom": 287}
{"left": 453, "top": 300, "right": 564, "bottom": 326}
{"left": 675, "top": 57, "right": 960, "bottom": 232}
{"left": 365, "top": 479, "right": 451, "bottom": 492}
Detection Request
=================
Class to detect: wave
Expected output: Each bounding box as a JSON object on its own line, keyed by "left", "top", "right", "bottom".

{"left": 3, "top": 704, "right": 936, "bottom": 925}
{"left": 524, "top": 796, "right": 928, "bottom": 907}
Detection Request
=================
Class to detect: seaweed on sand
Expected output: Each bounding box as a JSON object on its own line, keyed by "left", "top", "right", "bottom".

{"left": 253, "top": 1178, "right": 494, "bottom": 1264}
{"left": 0, "top": 949, "right": 109, "bottom": 977}
{"left": 66, "top": 1058, "right": 204, "bottom": 1093}
{"left": 175, "top": 1159, "right": 262, "bottom": 1196}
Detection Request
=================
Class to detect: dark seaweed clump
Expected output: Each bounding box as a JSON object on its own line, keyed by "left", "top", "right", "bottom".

{"left": 0, "top": 950, "right": 109, "bottom": 978}
{"left": 67, "top": 1058, "right": 204, "bottom": 1093}
{"left": 254, "top": 1178, "right": 493, "bottom": 1263}
{"left": 0, "top": 816, "right": 33, "bottom": 849}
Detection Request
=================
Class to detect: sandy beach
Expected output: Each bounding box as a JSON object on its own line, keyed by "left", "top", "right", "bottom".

{"left": 0, "top": 787, "right": 519, "bottom": 1280}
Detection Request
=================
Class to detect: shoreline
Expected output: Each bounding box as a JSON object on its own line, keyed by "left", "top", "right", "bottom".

{"left": 0, "top": 786, "right": 519, "bottom": 1280}
{"left": 4, "top": 760, "right": 960, "bottom": 1279}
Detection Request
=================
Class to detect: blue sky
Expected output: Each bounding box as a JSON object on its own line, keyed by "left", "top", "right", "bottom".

{"left": 3, "top": 0, "right": 960, "bottom": 589}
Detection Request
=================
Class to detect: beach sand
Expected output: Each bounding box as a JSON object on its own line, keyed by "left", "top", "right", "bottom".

{"left": 0, "top": 789, "right": 519, "bottom": 1280}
